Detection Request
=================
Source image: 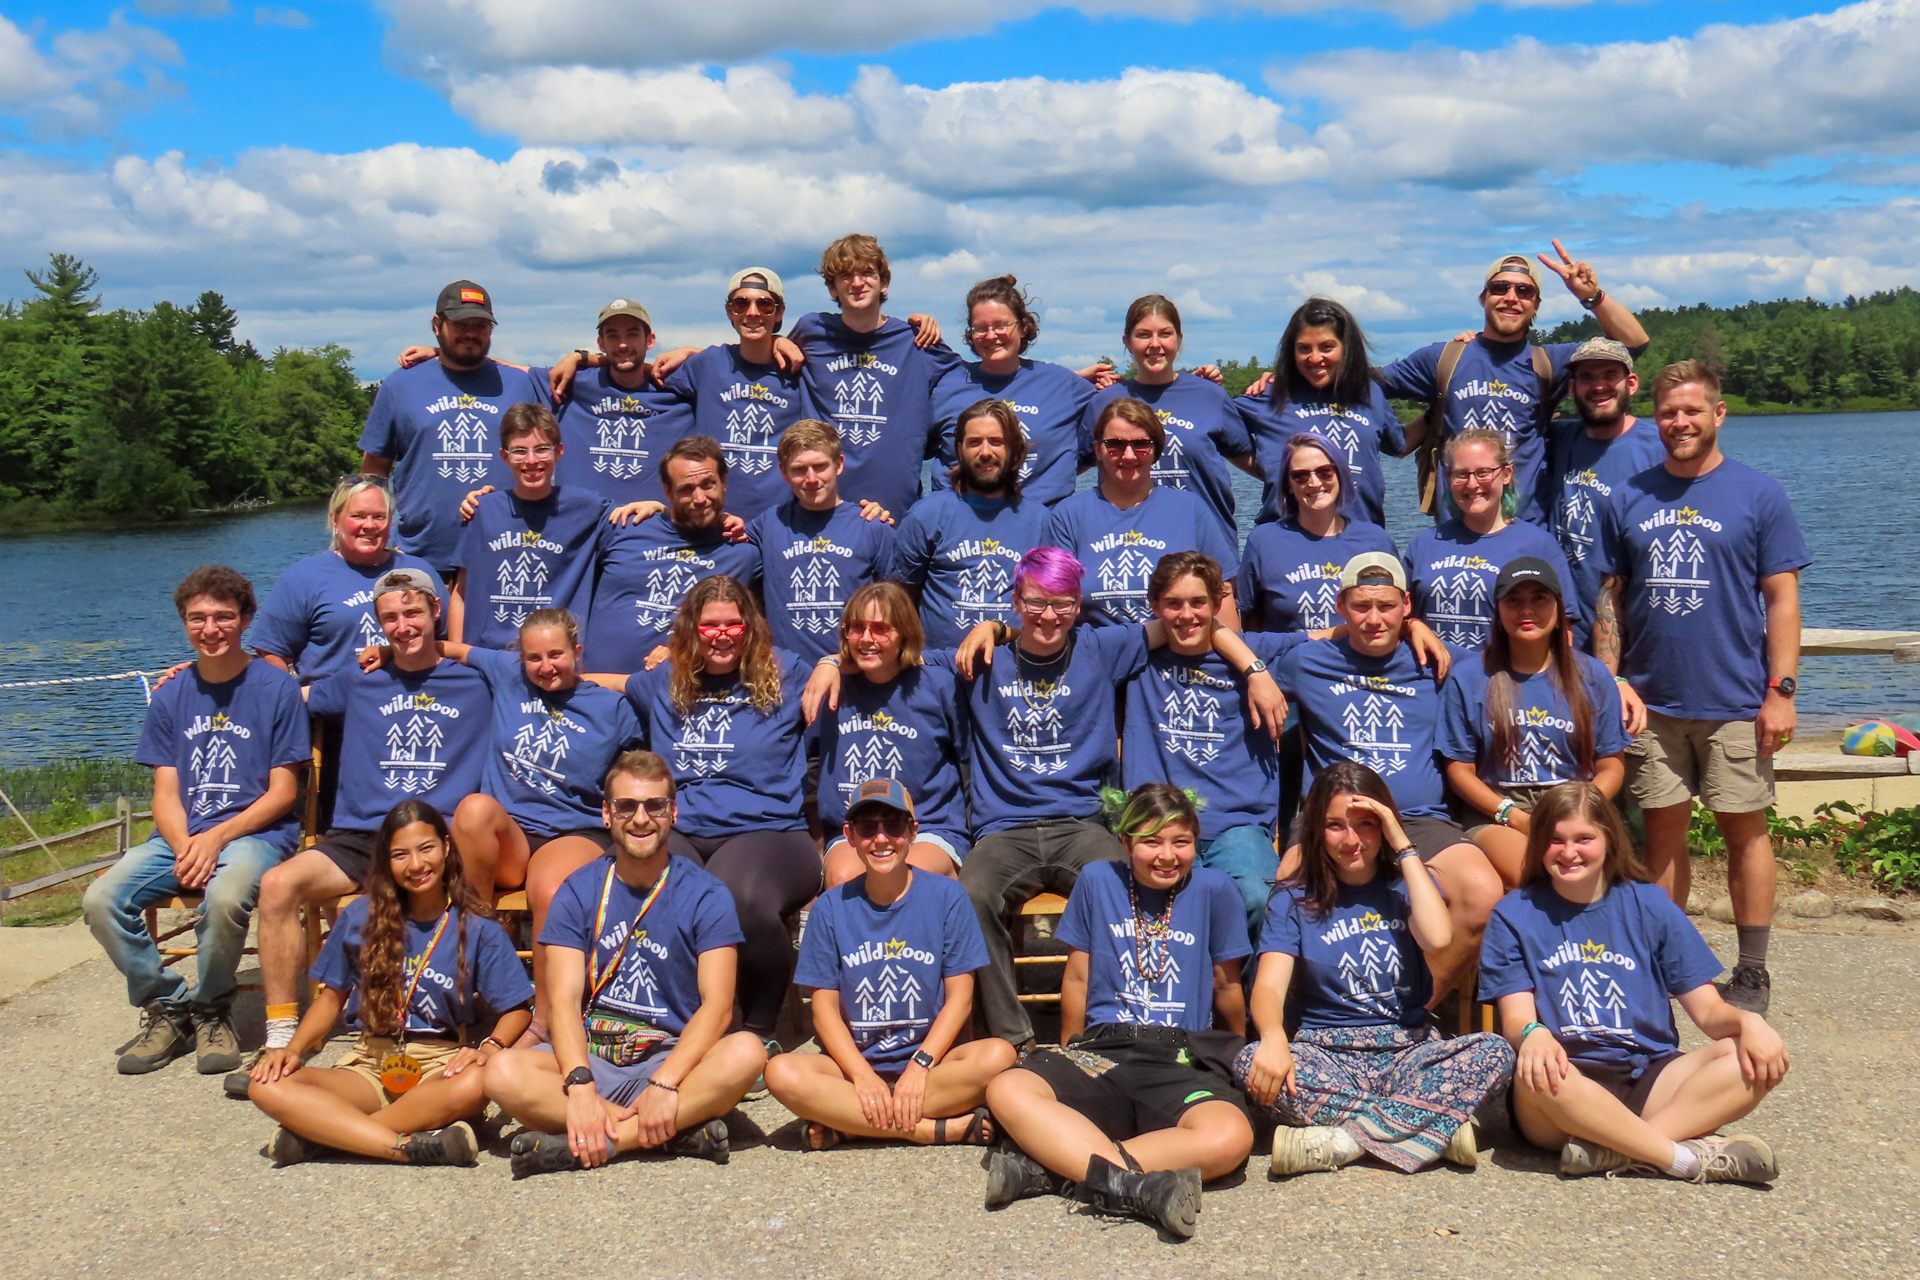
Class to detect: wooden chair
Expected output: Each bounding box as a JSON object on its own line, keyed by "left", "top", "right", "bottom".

{"left": 1012, "top": 891, "right": 1070, "bottom": 1007}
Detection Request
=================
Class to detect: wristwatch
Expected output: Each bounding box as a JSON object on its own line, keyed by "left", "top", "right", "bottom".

{"left": 1580, "top": 289, "right": 1606, "bottom": 312}
{"left": 910, "top": 1049, "right": 936, "bottom": 1070}
{"left": 561, "top": 1066, "right": 596, "bottom": 1093}
{"left": 1768, "top": 676, "right": 1797, "bottom": 698}
{"left": 574, "top": 348, "right": 593, "bottom": 367}
{"left": 1242, "top": 658, "right": 1268, "bottom": 677}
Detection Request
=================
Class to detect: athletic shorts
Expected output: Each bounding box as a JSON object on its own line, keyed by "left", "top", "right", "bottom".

{"left": 538, "top": 1040, "right": 679, "bottom": 1108}
{"left": 334, "top": 1033, "right": 463, "bottom": 1103}
{"left": 825, "top": 829, "right": 970, "bottom": 868}
{"left": 1400, "top": 815, "right": 1477, "bottom": 862}
{"left": 1627, "top": 710, "right": 1774, "bottom": 814}
{"left": 1576, "top": 1052, "right": 1684, "bottom": 1117}
{"left": 313, "top": 828, "right": 380, "bottom": 887}
{"left": 1021, "top": 1028, "right": 1248, "bottom": 1141}
{"left": 531, "top": 826, "right": 614, "bottom": 853}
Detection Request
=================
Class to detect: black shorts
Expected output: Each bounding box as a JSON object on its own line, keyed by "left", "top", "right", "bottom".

{"left": 313, "top": 828, "right": 380, "bottom": 888}
{"left": 1579, "top": 1053, "right": 1685, "bottom": 1116}
{"left": 1400, "top": 814, "right": 1476, "bottom": 862}
{"left": 537, "top": 826, "right": 613, "bottom": 853}
{"left": 1022, "top": 1027, "right": 1248, "bottom": 1141}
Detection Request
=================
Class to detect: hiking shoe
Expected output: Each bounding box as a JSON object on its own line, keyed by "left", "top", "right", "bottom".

{"left": 267, "top": 1126, "right": 328, "bottom": 1168}
{"left": 1560, "top": 1137, "right": 1653, "bottom": 1178}
{"left": 1716, "top": 965, "right": 1771, "bottom": 1015}
{"left": 509, "top": 1130, "right": 586, "bottom": 1180}
{"left": 118, "top": 1003, "right": 193, "bottom": 1075}
{"left": 665, "top": 1117, "right": 730, "bottom": 1165}
{"left": 1441, "top": 1120, "right": 1479, "bottom": 1169}
{"left": 403, "top": 1121, "right": 479, "bottom": 1167}
{"left": 1076, "top": 1154, "right": 1202, "bottom": 1240}
{"left": 224, "top": 1050, "right": 263, "bottom": 1100}
{"left": 1681, "top": 1134, "right": 1779, "bottom": 1184}
{"left": 190, "top": 1003, "right": 242, "bottom": 1075}
{"left": 985, "top": 1148, "right": 1070, "bottom": 1208}
{"left": 1269, "top": 1125, "right": 1363, "bottom": 1176}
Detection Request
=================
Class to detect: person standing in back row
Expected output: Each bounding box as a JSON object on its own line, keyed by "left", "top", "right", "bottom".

{"left": 1595, "top": 361, "right": 1810, "bottom": 1016}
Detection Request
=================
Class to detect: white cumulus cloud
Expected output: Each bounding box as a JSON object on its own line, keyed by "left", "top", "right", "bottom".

{"left": 0, "top": 13, "right": 183, "bottom": 139}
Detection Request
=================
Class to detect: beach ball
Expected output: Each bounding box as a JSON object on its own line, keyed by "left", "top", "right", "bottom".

{"left": 1842, "top": 720, "right": 1920, "bottom": 756}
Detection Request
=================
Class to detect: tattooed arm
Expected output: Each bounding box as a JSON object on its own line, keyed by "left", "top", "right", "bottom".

{"left": 1594, "top": 574, "right": 1624, "bottom": 673}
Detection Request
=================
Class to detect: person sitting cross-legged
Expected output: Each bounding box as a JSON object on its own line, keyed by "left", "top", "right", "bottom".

{"left": 483, "top": 750, "right": 767, "bottom": 1178}
{"left": 246, "top": 800, "right": 532, "bottom": 1167}
{"left": 766, "top": 779, "right": 1015, "bottom": 1150}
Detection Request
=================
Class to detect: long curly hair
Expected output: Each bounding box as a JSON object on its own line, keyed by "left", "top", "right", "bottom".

{"left": 358, "top": 800, "right": 493, "bottom": 1038}
{"left": 667, "top": 575, "right": 783, "bottom": 715}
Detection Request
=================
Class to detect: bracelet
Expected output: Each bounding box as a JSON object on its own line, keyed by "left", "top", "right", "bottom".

{"left": 646, "top": 1078, "right": 679, "bottom": 1094}
{"left": 815, "top": 654, "right": 840, "bottom": 666}
{"left": 1520, "top": 1021, "right": 1549, "bottom": 1040}
{"left": 479, "top": 1035, "right": 505, "bottom": 1052}
{"left": 1493, "top": 798, "right": 1518, "bottom": 828}
{"left": 1393, "top": 845, "right": 1421, "bottom": 861}
{"left": 1613, "top": 675, "right": 1631, "bottom": 685}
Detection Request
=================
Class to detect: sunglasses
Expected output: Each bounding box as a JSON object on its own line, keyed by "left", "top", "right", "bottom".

{"left": 609, "top": 796, "right": 674, "bottom": 822}
{"left": 335, "top": 473, "right": 392, "bottom": 489}
{"left": 1485, "top": 281, "right": 1539, "bottom": 300}
{"left": 727, "top": 298, "right": 780, "bottom": 315}
{"left": 1098, "top": 438, "right": 1154, "bottom": 457}
{"left": 846, "top": 621, "right": 897, "bottom": 640}
{"left": 697, "top": 622, "right": 748, "bottom": 639}
{"left": 850, "top": 812, "right": 915, "bottom": 840}
{"left": 1288, "top": 465, "right": 1338, "bottom": 486}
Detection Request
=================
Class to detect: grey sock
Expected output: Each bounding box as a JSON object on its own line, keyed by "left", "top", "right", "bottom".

{"left": 1735, "top": 924, "right": 1770, "bottom": 970}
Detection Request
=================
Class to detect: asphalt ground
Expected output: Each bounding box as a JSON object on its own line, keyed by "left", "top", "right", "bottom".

{"left": 2, "top": 920, "right": 1916, "bottom": 1280}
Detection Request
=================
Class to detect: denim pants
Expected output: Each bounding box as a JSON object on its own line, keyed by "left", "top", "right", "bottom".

{"left": 82, "top": 833, "right": 283, "bottom": 1011}
{"left": 1199, "top": 824, "right": 1279, "bottom": 941}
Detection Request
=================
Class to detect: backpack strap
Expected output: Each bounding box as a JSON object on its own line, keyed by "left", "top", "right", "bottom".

{"left": 1529, "top": 343, "right": 1555, "bottom": 416}
{"left": 1414, "top": 338, "right": 1472, "bottom": 516}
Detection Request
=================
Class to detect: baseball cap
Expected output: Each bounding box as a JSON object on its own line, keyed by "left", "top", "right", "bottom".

{"left": 1494, "top": 556, "right": 1563, "bottom": 601}
{"left": 1567, "top": 336, "right": 1634, "bottom": 369}
{"left": 597, "top": 298, "right": 653, "bottom": 330}
{"left": 1339, "top": 552, "right": 1407, "bottom": 594}
{"left": 727, "top": 267, "right": 785, "bottom": 303}
{"left": 436, "top": 280, "right": 495, "bottom": 323}
{"left": 846, "top": 778, "right": 916, "bottom": 820}
{"left": 1483, "top": 254, "right": 1543, "bottom": 292}
{"left": 374, "top": 568, "right": 441, "bottom": 602}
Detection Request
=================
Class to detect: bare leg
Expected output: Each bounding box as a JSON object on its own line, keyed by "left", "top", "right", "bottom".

{"left": 1714, "top": 808, "right": 1776, "bottom": 930}
{"left": 1514, "top": 1043, "right": 1776, "bottom": 1165}
{"left": 1641, "top": 802, "right": 1693, "bottom": 911}
{"left": 766, "top": 1040, "right": 1016, "bottom": 1144}
{"left": 523, "top": 835, "right": 610, "bottom": 1035}
{"left": 1102, "top": 1101, "right": 1254, "bottom": 1182}
{"left": 1637, "top": 1040, "right": 1779, "bottom": 1139}
{"left": 452, "top": 794, "right": 531, "bottom": 901}
{"left": 1471, "top": 825, "right": 1529, "bottom": 890}
{"left": 246, "top": 1064, "right": 465, "bottom": 1161}
{"left": 906, "top": 842, "right": 960, "bottom": 878}
{"left": 1423, "top": 843, "right": 1505, "bottom": 1000}
{"left": 256, "top": 851, "right": 354, "bottom": 1010}
{"left": 484, "top": 1036, "right": 767, "bottom": 1151}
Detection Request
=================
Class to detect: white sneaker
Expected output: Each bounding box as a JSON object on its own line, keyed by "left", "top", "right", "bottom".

{"left": 1269, "top": 1125, "right": 1363, "bottom": 1176}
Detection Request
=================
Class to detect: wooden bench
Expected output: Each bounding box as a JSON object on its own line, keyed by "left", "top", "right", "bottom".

{"left": 1013, "top": 891, "right": 1069, "bottom": 1006}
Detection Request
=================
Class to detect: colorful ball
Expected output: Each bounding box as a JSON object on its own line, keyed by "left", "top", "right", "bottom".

{"left": 1842, "top": 720, "right": 1920, "bottom": 756}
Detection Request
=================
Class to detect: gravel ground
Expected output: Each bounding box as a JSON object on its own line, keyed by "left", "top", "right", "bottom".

{"left": 3, "top": 922, "right": 1916, "bottom": 1279}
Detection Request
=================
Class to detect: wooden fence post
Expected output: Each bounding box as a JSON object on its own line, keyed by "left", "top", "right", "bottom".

{"left": 117, "top": 796, "right": 132, "bottom": 855}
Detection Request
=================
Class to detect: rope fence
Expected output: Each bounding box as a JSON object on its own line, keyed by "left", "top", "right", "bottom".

{"left": 0, "top": 670, "right": 165, "bottom": 702}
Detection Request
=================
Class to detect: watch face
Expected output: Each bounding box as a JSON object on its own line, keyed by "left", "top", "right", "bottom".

{"left": 1775, "top": 677, "right": 1796, "bottom": 696}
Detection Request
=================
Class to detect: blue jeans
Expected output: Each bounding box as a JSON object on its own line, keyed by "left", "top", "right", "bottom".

{"left": 1199, "top": 824, "right": 1279, "bottom": 941}
{"left": 82, "top": 833, "right": 284, "bottom": 1011}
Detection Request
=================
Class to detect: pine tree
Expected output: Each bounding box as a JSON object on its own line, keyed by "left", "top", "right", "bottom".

{"left": 187, "top": 290, "right": 239, "bottom": 352}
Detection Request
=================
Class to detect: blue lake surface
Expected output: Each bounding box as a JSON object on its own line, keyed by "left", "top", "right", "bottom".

{"left": 2, "top": 410, "right": 1915, "bottom": 766}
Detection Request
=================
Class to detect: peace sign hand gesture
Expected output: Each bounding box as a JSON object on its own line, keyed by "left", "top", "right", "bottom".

{"left": 1537, "top": 239, "right": 1601, "bottom": 304}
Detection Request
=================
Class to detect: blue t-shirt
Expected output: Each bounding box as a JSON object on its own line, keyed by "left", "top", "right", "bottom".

{"left": 886, "top": 490, "right": 1050, "bottom": 649}
{"left": 792, "top": 872, "right": 989, "bottom": 1071}
{"left": 135, "top": 660, "right": 310, "bottom": 854}
{"left": 1237, "top": 518, "right": 1398, "bottom": 633}
{"left": 817, "top": 653, "right": 969, "bottom": 844}
{"left": 251, "top": 549, "right": 447, "bottom": 683}
{"left": 1438, "top": 651, "right": 1629, "bottom": 789}
{"left": 548, "top": 366, "right": 692, "bottom": 505}
{"left": 622, "top": 653, "right": 813, "bottom": 838}
{"left": 1080, "top": 375, "right": 1251, "bottom": 544}
{"left": 748, "top": 499, "right": 896, "bottom": 664}
{"left": 541, "top": 854, "right": 745, "bottom": 1033}
{"left": 963, "top": 627, "right": 1151, "bottom": 835}
{"left": 787, "top": 312, "right": 964, "bottom": 517}
{"left": 465, "top": 646, "right": 642, "bottom": 837}
{"left": 1237, "top": 384, "right": 1405, "bottom": 527}
{"left": 1056, "top": 861, "right": 1251, "bottom": 1031}
{"left": 306, "top": 658, "right": 492, "bottom": 832}
{"left": 1259, "top": 876, "right": 1432, "bottom": 1030}
{"left": 1405, "top": 518, "right": 1583, "bottom": 650}
{"left": 358, "top": 359, "right": 555, "bottom": 572}
{"left": 931, "top": 360, "right": 1094, "bottom": 507}
{"left": 311, "top": 899, "right": 533, "bottom": 1035}
{"left": 1378, "top": 337, "right": 1587, "bottom": 526}
{"left": 662, "top": 346, "right": 809, "bottom": 521}
{"left": 1479, "top": 881, "right": 1724, "bottom": 1074}
{"left": 450, "top": 487, "right": 611, "bottom": 650}
{"left": 1545, "top": 419, "right": 1668, "bottom": 635}
{"left": 1041, "top": 485, "right": 1239, "bottom": 627}
{"left": 1274, "top": 639, "right": 1459, "bottom": 819}
{"left": 583, "top": 516, "right": 763, "bottom": 673}
{"left": 1121, "top": 632, "right": 1307, "bottom": 839}
{"left": 1598, "top": 458, "right": 1812, "bottom": 720}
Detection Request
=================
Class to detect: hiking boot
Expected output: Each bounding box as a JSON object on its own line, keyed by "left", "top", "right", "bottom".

{"left": 267, "top": 1126, "right": 328, "bottom": 1168}
{"left": 118, "top": 1003, "right": 193, "bottom": 1075}
{"left": 509, "top": 1130, "right": 586, "bottom": 1180}
{"left": 665, "top": 1117, "right": 730, "bottom": 1165}
{"left": 1560, "top": 1137, "right": 1653, "bottom": 1178}
{"left": 984, "top": 1148, "right": 1070, "bottom": 1208}
{"left": 402, "top": 1121, "right": 479, "bottom": 1167}
{"left": 1716, "top": 965, "right": 1771, "bottom": 1016}
{"left": 190, "top": 1003, "right": 242, "bottom": 1075}
{"left": 1076, "top": 1154, "right": 1203, "bottom": 1239}
{"left": 1269, "top": 1125, "right": 1363, "bottom": 1176}
{"left": 1681, "top": 1134, "right": 1779, "bottom": 1184}
{"left": 1441, "top": 1120, "right": 1479, "bottom": 1169}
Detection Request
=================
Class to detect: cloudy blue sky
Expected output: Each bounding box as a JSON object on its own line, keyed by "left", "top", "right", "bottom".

{"left": 3, "top": 0, "right": 1918, "bottom": 374}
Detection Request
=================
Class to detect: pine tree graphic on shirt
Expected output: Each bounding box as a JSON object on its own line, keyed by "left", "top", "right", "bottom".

{"left": 851, "top": 961, "right": 928, "bottom": 1051}
{"left": 507, "top": 716, "right": 572, "bottom": 794}
{"left": 1503, "top": 727, "right": 1557, "bottom": 786}
{"left": 1335, "top": 925, "right": 1402, "bottom": 1018}
{"left": 1319, "top": 417, "right": 1362, "bottom": 469}
{"left": 831, "top": 371, "right": 887, "bottom": 446}
{"left": 1092, "top": 548, "right": 1156, "bottom": 622}
{"left": 1460, "top": 399, "right": 1522, "bottom": 452}
{"left": 789, "top": 557, "right": 845, "bottom": 634}
{"left": 188, "top": 737, "right": 241, "bottom": 815}
{"left": 432, "top": 412, "right": 492, "bottom": 483}
{"left": 1554, "top": 958, "right": 1634, "bottom": 1043}
{"left": 493, "top": 550, "right": 553, "bottom": 624}
{"left": 1561, "top": 488, "right": 1598, "bottom": 564}
{"left": 1427, "top": 570, "right": 1491, "bottom": 645}
{"left": 724, "top": 401, "right": 779, "bottom": 475}
{"left": 956, "top": 558, "right": 1010, "bottom": 625}
{"left": 1116, "top": 943, "right": 1184, "bottom": 1024}
{"left": 672, "top": 702, "right": 738, "bottom": 777}
{"left": 1297, "top": 579, "right": 1341, "bottom": 631}
{"left": 1341, "top": 693, "right": 1408, "bottom": 776}
{"left": 606, "top": 952, "right": 665, "bottom": 1017}
{"left": 355, "top": 609, "right": 386, "bottom": 650}
{"left": 382, "top": 714, "right": 448, "bottom": 792}
{"left": 637, "top": 562, "right": 701, "bottom": 625}
{"left": 1151, "top": 431, "right": 1191, "bottom": 488}
{"left": 1648, "top": 526, "right": 1709, "bottom": 616}
{"left": 1005, "top": 687, "right": 1070, "bottom": 775}
{"left": 838, "top": 735, "right": 906, "bottom": 800}
{"left": 1159, "top": 686, "right": 1227, "bottom": 765}
{"left": 592, "top": 417, "right": 653, "bottom": 481}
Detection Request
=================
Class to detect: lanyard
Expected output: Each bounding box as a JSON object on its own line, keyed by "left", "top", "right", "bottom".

{"left": 586, "top": 861, "right": 671, "bottom": 1010}
{"left": 396, "top": 908, "right": 454, "bottom": 1044}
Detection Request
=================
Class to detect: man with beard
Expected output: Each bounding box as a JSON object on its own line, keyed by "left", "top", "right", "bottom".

{"left": 360, "top": 281, "right": 553, "bottom": 577}
{"left": 1543, "top": 338, "right": 1668, "bottom": 647}
{"left": 886, "top": 400, "right": 1050, "bottom": 648}
{"left": 1378, "top": 244, "right": 1649, "bottom": 526}
{"left": 548, "top": 299, "right": 692, "bottom": 505}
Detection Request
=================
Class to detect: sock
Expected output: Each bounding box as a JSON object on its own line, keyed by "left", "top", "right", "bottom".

{"left": 264, "top": 1017, "right": 298, "bottom": 1050}
{"left": 1664, "top": 1141, "right": 1700, "bottom": 1179}
{"left": 1735, "top": 924, "right": 1771, "bottom": 971}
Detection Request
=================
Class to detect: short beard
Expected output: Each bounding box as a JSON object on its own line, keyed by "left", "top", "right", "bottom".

{"left": 1576, "top": 397, "right": 1626, "bottom": 429}
{"left": 960, "top": 460, "right": 1006, "bottom": 495}
{"left": 673, "top": 500, "right": 721, "bottom": 532}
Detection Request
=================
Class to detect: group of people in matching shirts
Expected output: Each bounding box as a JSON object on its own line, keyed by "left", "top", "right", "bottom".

{"left": 79, "top": 231, "right": 1811, "bottom": 1237}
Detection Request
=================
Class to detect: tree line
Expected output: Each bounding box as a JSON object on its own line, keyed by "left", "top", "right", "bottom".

{"left": 0, "top": 254, "right": 370, "bottom": 525}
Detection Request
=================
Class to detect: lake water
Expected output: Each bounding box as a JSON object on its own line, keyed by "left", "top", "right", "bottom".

{"left": 1, "top": 410, "right": 1915, "bottom": 767}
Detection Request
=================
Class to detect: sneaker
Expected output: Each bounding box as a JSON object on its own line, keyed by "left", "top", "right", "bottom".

{"left": 664, "top": 1117, "right": 730, "bottom": 1165}
{"left": 984, "top": 1148, "right": 1070, "bottom": 1208}
{"left": 1716, "top": 965, "right": 1771, "bottom": 1016}
{"left": 1441, "top": 1120, "right": 1479, "bottom": 1169}
{"left": 1077, "top": 1154, "right": 1203, "bottom": 1240}
{"left": 1559, "top": 1137, "right": 1653, "bottom": 1178}
{"left": 267, "top": 1126, "right": 327, "bottom": 1168}
{"left": 1269, "top": 1125, "right": 1363, "bottom": 1176}
{"left": 190, "top": 1003, "right": 242, "bottom": 1075}
{"left": 1681, "top": 1134, "right": 1779, "bottom": 1184}
{"left": 402, "top": 1121, "right": 480, "bottom": 1167}
{"left": 117, "top": 1003, "right": 193, "bottom": 1075}
{"left": 509, "top": 1130, "right": 588, "bottom": 1180}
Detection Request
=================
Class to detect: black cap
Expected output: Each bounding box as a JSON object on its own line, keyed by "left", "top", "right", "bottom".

{"left": 436, "top": 280, "right": 495, "bottom": 323}
{"left": 1494, "top": 556, "right": 1562, "bottom": 601}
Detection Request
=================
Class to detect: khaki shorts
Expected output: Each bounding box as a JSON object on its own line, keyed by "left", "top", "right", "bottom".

{"left": 1626, "top": 709, "right": 1773, "bottom": 814}
{"left": 334, "top": 1034, "right": 465, "bottom": 1103}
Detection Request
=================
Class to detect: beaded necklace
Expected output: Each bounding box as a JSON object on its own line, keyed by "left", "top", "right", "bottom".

{"left": 1127, "top": 870, "right": 1186, "bottom": 982}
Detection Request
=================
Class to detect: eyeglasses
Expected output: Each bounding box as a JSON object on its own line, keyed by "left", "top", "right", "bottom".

{"left": 1288, "top": 465, "right": 1338, "bottom": 486}
{"left": 1450, "top": 467, "right": 1508, "bottom": 485}
{"left": 609, "top": 796, "right": 674, "bottom": 822}
{"left": 845, "top": 621, "right": 897, "bottom": 640}
{"left": 850, "top": 813, "right": 915, "bottom": 840}
{"left": 1485, "top": 281, "right": 1539, "bottom": 300}
{"left": 503, "top": 445, "right": 556, "bottom": 461}
{"left": 1098, "top": 438, "right": 1154, "bottom": 457}
{"left": 1018, "top": 597, "right": 1079, "bottom": 617}
{"left": 697, "top": 622, "right": 748, "bottom": 639}
{"left": 967, "top": 323, "right": 1018, "bottom": 338}
{"left": 727, "top": 298, "right": 780, "bottom": 315}
{"left": 335, "top": 473, "right": 392, "bottom": 489}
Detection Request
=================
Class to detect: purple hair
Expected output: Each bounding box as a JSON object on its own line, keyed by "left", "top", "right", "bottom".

{"left": 1012, "top": 546, "right": 1082, "bottom": 600}
{"left": 1278, "top": 431, "right": 1360, "bottom": 522}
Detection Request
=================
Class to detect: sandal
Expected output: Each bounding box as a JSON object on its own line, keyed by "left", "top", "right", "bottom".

{"left": 806, "top": 1122, "right": 847, "bottom": 1152}
{"left": 931, "top": 1106, "right": 995, "bottom": 1147}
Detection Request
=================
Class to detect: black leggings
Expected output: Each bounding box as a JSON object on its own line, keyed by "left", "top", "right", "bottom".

{"left": 668, "top": 829, "right": 822, "bottom": 1037}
